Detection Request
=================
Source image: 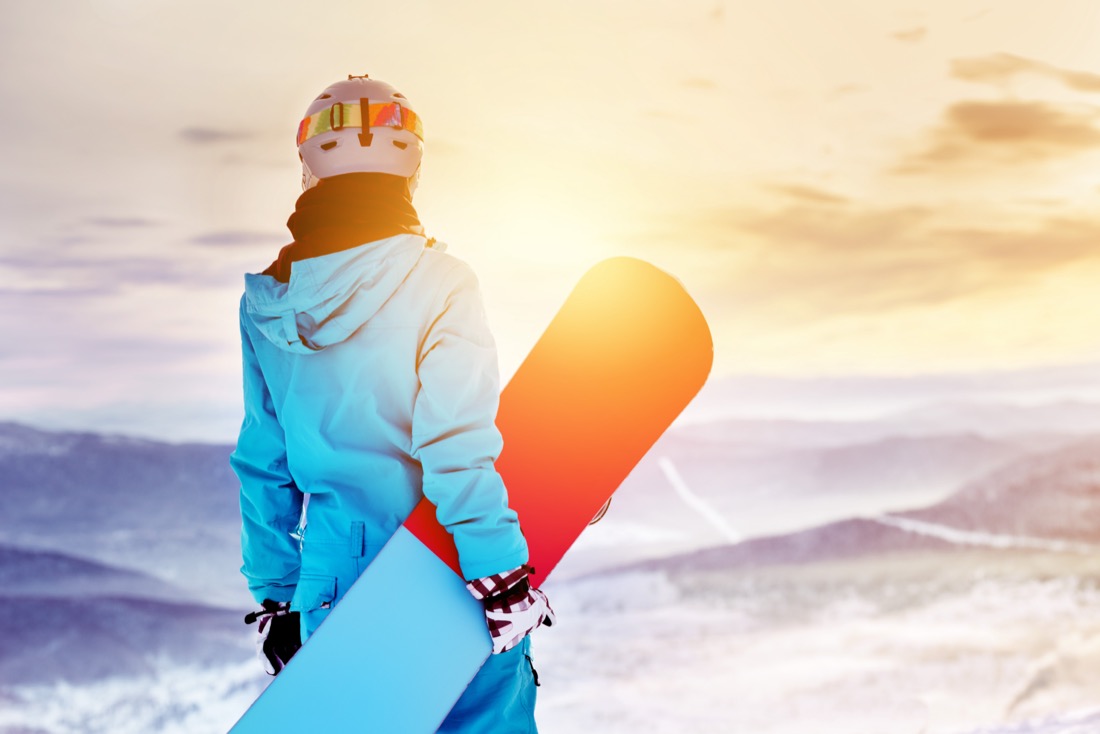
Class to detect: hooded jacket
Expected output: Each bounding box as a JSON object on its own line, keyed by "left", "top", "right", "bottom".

{"left": 230, "top": 233, "right": 529, "bottom": 607}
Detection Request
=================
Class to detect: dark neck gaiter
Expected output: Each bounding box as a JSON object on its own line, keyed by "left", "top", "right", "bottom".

{"left": 263, "top": 173, "right": 422, "bottom": 283}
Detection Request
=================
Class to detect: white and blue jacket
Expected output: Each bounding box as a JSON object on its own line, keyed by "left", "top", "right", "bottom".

{"left": 230, "top": 234, "right": 529, "bottom": 615}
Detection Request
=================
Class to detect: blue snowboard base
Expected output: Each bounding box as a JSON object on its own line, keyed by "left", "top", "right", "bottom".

{"left": 230, "top": 527, "right": 491, "bottom": 732}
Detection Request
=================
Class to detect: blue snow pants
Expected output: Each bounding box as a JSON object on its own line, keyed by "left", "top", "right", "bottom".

{"left": 294, "top": 527, "right": 539, "bottom": 733}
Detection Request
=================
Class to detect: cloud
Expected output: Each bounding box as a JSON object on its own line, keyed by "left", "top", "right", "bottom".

{"left": 0, "top": 249, "right": 238, "bottom": 294}
{"left": 189, "top": 230, "right": 285, "bottom": 247}
{"left": 0, "top": 285, "right": 114, "bottom": 299}
{"left": 765, "top": 184, "right": 849, "bottom": 205}
{"left": 894, "top": 100, "right": 1100, "bottom": 173}
{"left": 951, "top": 53, "right": 1100, "bottom": 93}
{"left": 84, "top": 217, "right": 161, "bottom": 229}
{"left": 830, "top": 84, "right": 867, "bottom": 98}
{"left": 0, "top": 279, "right": 235, "bottom": 443}
{"left": 179, "top": 127, "right": 257, "bottom": 144}
{"left": 891, "top": 26, "right": 927, "bottom": 43}
{"left": 635, "top": 200, "right": 1100, "bottom": 320}
{"left": 931, "top": 219, "right": 1100, "bottom": 270}
{"left": 945, "top": 101, "right": 1100, "bottom": 145}
{"left": 731, "top": 203, "right": 929, "bottom": 258}
{"left": 682, "top": 77, "right": 718, "bottom": 90}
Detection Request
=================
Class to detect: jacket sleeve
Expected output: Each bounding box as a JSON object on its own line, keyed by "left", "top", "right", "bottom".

{"left": 230, "top": 297, "right": 303, "bottom": 604}
{"left": 411, "top": 262, "right": 529, "bottom": 581}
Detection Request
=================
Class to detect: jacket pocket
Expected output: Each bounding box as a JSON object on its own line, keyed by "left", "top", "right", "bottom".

{"left": 292, "top": 573, "right": 337, "bottom": 640}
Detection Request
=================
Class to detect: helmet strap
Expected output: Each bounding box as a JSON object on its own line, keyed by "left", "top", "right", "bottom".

{"left": 357, "top": 97, "right": 374, "bottom": 147}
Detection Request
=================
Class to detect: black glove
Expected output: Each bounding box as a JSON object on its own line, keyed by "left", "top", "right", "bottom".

{"left": 244, "top": 599, "right": 301, "bottom": 675}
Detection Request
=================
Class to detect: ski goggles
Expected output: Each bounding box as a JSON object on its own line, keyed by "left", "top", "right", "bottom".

{"left": 297, "top": 101, "right": 423, "bottom": 146}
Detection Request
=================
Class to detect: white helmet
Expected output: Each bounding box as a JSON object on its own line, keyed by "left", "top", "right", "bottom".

{"left": 297, "top": 74, "right": 424, "bottom": 191}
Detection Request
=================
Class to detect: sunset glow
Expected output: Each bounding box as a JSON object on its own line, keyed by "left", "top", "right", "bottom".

{"left": 3, "top": 1, "right": 1100, "bottom": 439}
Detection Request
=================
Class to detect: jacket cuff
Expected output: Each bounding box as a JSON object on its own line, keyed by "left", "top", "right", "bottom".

{"left": 459, "top": 543, "right": 530, "bottom": 583}
{"left": 249, "top": 584, "right": 296, "bottom": 606}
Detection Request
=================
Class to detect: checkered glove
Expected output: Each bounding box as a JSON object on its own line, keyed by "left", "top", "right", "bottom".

{"left": 467, "top": 565, "right": 556, "bottom": 655}
{"left": 244, "top": 599, "right": 301, "bottom": 675}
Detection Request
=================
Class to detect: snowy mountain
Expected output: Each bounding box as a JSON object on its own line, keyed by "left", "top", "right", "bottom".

{"left": 0, "top": 422, "right": 239, "bottom": 526}
{"left": 0, "top": 422, "right": 246, "bottom": 605}
{"left": 900, "top": 436, "right": 1100, "bottom": 543}
{"left": 638, "top": 430, "right": 1027, "bottom": 509}
{"left": 559, "top": 421, "right": 1044, "bottom": 577}
{"left": 0, "top": 540, "right": 246, "bottom": 689}
{"left": 673, "top": 399, "right": 1100, "bottom": 448}
{"left": 558, "top": 394, "right": 1100, "bottom": 582}
{"left": 0, "top": 544, "right": 180, "bottom": 600}
{"left": 539, "top": 543, "right": 1100, "bottom": 734}
{"left": 539, "top": 433, "right": 1100, "bottom": 734}
{"left": 0, "top": 416, "right": 1043, "bottom": 596}
{"left": 0, "top": 595, "right": 246, "bottom": 686}
{"left": 621, "top": 516, "right": 953, "bottom": 575}
{"left": 892, "top": 399, "right": 1100, "bottom": 440}
{"left": 594, "top": 432, "right": 1100, "bottom": 580}
{"left": 4, "top": 405, "right": 1100, "bottom": 733}
{"left": 678, "top": 365, "right": 1100, "bottom": 425}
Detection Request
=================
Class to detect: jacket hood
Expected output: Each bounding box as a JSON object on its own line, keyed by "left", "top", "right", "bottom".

{"left": 243, "top": 233, "right": 431, "bottom": 353}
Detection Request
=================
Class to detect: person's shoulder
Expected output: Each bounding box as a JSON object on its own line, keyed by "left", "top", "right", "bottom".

{"left": 415, "top": 240, "right": 481, "bottom": 290}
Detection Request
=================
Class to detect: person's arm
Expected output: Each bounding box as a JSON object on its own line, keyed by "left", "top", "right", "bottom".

{"left": 411, "top": 261, "right": 529, "bottom": 581}
{"left": 230, "top": 297, "right": 304, "bottom": 604}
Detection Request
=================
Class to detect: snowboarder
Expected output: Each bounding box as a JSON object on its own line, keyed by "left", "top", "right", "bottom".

{"left": 230, "top": 73, "right": 555, "bottom": 732}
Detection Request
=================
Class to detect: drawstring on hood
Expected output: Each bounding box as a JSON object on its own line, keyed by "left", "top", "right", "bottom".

{"left": 244, "top": 173, "right": 440, "bottom": 354}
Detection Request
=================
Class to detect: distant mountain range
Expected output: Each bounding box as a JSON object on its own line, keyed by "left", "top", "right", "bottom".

{"left": 678, "top": 363, "right": 1100, "bottom": 425}
{"left": 0, "top": 421, "right": 245, "bottom": 606}
{"left": 0, "top": 423, "right": 254, "bottom": 694}
{"left": 0, "top": 594, "right": 245, "bottom": 686}
{"left": 4, "top": 391, "right": 1100, "bottom": 730}
{"left": 0, "top": 542, "right": 246, "bottom": 688}
{"left": 901, "top": 435, "right": 1100, "bottom": 544}
{"left": 5, "top": 395, "right": 1099, "bottom": 589}
{"left": 600, "top": 433, "right": 1100, "bottom": 582}
{"left": 0, "top": 422, "right": 239, "bottom": 535}
{"left": 675, "top": 399, "right": 1100, "bottom": 447}
{"left": 560, "top": 409, "right": 1091, "bottom": 576}
{"left": 620, "top": 516, "right": 953, "bottom": 576}
{"left": 0, "top": 543, "right": 179, "bottom": 600}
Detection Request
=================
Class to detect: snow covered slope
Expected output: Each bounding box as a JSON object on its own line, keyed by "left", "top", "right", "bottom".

{"left": 535, "top": 433, "right": 1100, "bottom": 734}
{"left": 4, "top": 407, "right": 1100, "bottom": 733}
{"left": 0, "top": 422, "right": 247, "bottom": 606}
{"left": 0, "top": 543, "right": 180, "bottom": 600}
{"left": 901, "top": 436, "right": 1100, "bottom": 543}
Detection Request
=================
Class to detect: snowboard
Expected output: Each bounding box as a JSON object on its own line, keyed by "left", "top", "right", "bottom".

{"left": 230, "top": 256, "right": 713, "bottom": 732}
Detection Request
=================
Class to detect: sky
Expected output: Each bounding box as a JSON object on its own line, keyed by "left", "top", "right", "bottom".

{"left": 3, "top": 0, "right": 1100, "bottom": 441}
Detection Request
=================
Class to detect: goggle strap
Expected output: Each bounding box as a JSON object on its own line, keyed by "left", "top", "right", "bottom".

{"left": 296, "top": 102, "right": 423, "bottom": 146}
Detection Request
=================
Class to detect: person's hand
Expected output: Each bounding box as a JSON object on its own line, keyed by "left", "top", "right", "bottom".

{"left": 244, "top": 599, "right": 301, "bottom": 675}
{"left": 467, "top": 566, "right": 555, "bottom": 655}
